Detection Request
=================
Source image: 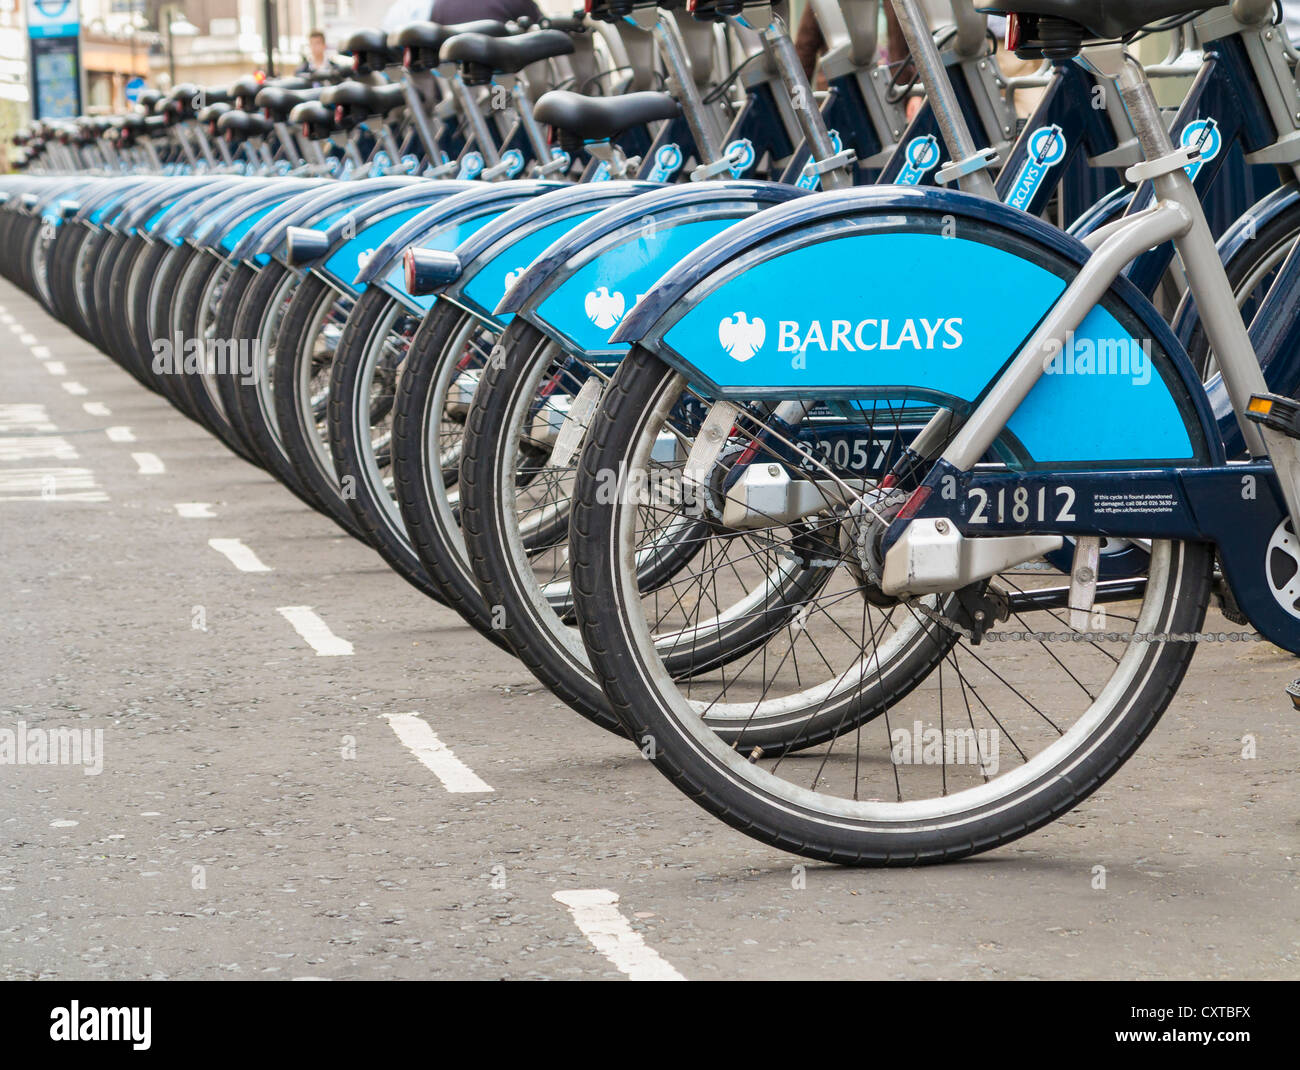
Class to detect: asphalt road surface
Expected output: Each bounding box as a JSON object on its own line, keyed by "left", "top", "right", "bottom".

{"left": 1, "top": 276, "right": 1296, "bottom": 980}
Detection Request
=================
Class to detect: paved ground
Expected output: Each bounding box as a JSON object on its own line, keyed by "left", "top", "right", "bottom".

{"left": 0, "top": 276, "right": 1296, "bottom": 981}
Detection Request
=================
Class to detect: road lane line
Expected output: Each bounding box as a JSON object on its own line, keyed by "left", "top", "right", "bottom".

{"left": 0, "top": 436, "right": 78, "bottom": 462}
{"left": 0, "top": 468, "right": 107, "bottom": 502}
{"left": 83, "top": 402, "right": 110, "bottom": 416}
{"left": 132, "top": 452, "right": 164, "bottom": 474}
{"left": 61, "top": 382, "right": 88, "bottom": 396}
{"left": 175, "top": 502, "right": 214, "bottom": 518}
{"left": 381, "top": 712, "right": 492, "bottom": 792}
{"left": 44, "top": 361, "right": 66, "bottom": 375}
{"left": 553, "top": 890, "right": 686, "bottom": 980}
{"left": 19, "top": 332, "right": 37, "bottom": 346}
{"left": 277, "top": 606, "right": 353, "bottom": 656}
{"left": 209, "top": 538, "right": 272, "bottom": 572}
{"left": 0, "top": 404, "right": 56, "bottom": 432}
{"left": 30, "top": 345, "right": 50, "bottom": 359}
{"left": 106, "top": 426, "right": 136, "bottom": 443}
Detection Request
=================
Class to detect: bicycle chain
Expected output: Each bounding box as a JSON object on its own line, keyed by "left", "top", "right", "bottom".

{"left": 909, "top": 599, "right": 1264, "bottom": 645}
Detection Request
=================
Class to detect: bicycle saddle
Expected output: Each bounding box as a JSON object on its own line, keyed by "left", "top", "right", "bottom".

{"left": 229, "top": 76, "right": 265, "bottom": 109}
{"left": 217, "top": 109, "right": 273, "bottom": 142}
{"left": 321, "top": 81, "right": 405, "bottom": 127}
{"left": 533, "top": 90, "right": 680, "bottom": 142}
{"left": 344, "top": 28, "right": 402, "bottom": 73}
{"left": 291, "top": 100, "right": 336, "bottom": 139}
{"left": 197, "top": 102, "right": 231, "bottom": 133}
{"left": 979, "top": 2, "right": 1224, "bottom": 39}
{"left": 256, "top": 85, "right": 324, "bottom": 121}
{"left": 392, "top": 20, "right": 510, "bottom": 70}
{"left": 442, "top": 28, "right": 574, "bottom": 81}
{"left": 135, "top": 89, "right": 162, "bottom": 112}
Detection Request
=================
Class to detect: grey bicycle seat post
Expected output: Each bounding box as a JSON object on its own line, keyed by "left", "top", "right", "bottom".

{"left": 449, "top": 75, "right": 503, "bottom": 168}
{"left": 890, "top": 0, "right": 996, "bottom": 198}
{"left": 654, "top": 11, "right": 725, "bottom": 166}
{"left": 758, "top": 15, "right": 852, "bottom": 189}
{"left": 401, "top": 75, "right": 443, "bottom": 165}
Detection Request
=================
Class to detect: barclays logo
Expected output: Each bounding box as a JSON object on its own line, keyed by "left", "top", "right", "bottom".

{"left": 584, "top": 287, "right": 625, "bottom": 329}
{"left": 770, "top": 317, "right": 964, "bottom": 355}
{"left": 719, "top": 312, "right": 766, "bottom": 363}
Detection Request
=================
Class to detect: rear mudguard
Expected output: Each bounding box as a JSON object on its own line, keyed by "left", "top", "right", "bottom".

{"left": 90, "top": 178, "right": 175, "bottom": 231}
{"left": 190, "top": 180, "right": 315, "bottom": 255}
{"left": 282, "top": 182, "right": 475, "bottom": 292}
{"left": 127, "top": 178, "right": 229, "bottom": 236}
{"left": 81, "top": 179, "right": 158, "bottom": 226}
{"left": 227, "top": 177, "right": 429, "bottom": 263}
{"left": 72, "top": 179, "right": 148, "bottom": 227}
{"left": 351, "top": 181, "right": 566, "bottom": 312}
{"left": 435, "top": 180, "right": 664, "bottom": 330}
{"left": 149, "top": 177, "right": 260, "bottom": 243}
{"left": 502, "top": 181, "right": 810, "bottom": 359}
{"left": 612, "top": 185, "right": 1222, "bottom": 469}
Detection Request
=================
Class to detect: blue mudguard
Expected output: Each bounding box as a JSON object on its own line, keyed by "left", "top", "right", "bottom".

{"left": 612, "top": 185, "right": 1223, "bottom": 469}
{"left": 227, "top": 178, "right": 430, "bottom": 263}
{"left": 436, "top": 181, "right": 664, "bottom": 330}
{"left": 500, "top": 181, "right": 810, "bottom": 358}
{"left": 82, "top": 180, "right": 159, "bottom": 226}
{"left": 148, "top": 177, "right": 260, "bottom": 243}
{"left": 73, "top": 178, "right": 150, "bottom": 226}
{"left": 279, "top": 182, "right": 475, "bottom": 293}
{"left": 190, "top": 179, "right": 314, "bottom": 253}
{"left": 351, "top": 181, "right": 566, "bottom": 312}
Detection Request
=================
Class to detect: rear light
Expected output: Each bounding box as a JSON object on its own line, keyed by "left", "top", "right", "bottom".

{"left": 352, "top": 54, "right": 362, "bottom": 71}
{"left": 301, "top": 123, "right": 310, "bottom": 138}
{"left": 895, "top": 485, "right": 932, "bottom": 523}
{"left": 403, "top": 47, "right": 412, "bottom": 68}
{"left": 584, "top": 0, "right": 594, "bottom": 11}
{"left": 403, "top": 248, "right": 417, "bottom": 294}
{"left": 334, "top": 105, "right": 345, "bottom": 123}
{"left": 1005, "top": 13, "right": 1022, "bottom": 52}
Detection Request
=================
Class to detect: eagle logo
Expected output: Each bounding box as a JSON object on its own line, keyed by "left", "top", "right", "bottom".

{"left": 584, "top": 287, "right": 626, "bottom": 330}
{"left": 718, "top": 312, "right": 766, "bottom": 362}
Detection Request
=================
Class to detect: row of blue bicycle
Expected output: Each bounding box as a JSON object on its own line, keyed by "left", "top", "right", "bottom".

{"left": 3, "top": 0, "right": 1298, "bottom": 865}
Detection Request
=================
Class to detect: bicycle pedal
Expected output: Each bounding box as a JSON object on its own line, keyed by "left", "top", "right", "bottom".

{"left": 1287, "top": 679, "right": 1300, "bottom": 711}
{"left": 1246, "top": 394, "right": 1300, "bottom": 439}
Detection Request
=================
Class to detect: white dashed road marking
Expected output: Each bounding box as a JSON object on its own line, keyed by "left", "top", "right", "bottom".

{"left": 43, "top": 361, "right": 65, "bottom": 376}
{"left": 106, "top": 426, "right": 136, "bottom": 442}
{"left": 553, "top": 890, "right": 686, "bottom": 981}
{"left": 0, "top": 436, "right": 78, "bottom": 462}
{"left": 30, "top": 345, "right": 50, "bottom": 359}
{"left": 83, "top": 402, "right": 110, "bottom": 416}
{"left": 61, "top": 382, "right": 88, "bottom": 396}
{"left": 175, "top": 502, "right": 215, "bottom": 518}
{"left": 276, "top": 606, "right": 353, "bottom": 656}
{"left": 131, "top": 452, "right": 164, "bottom": 474}
{"left": 208, "top": 538, "right": 271, "bottom": 573}
{"left": 381, "top": 712, "right": 492, "bottom": 792}
{"left": 0, "top": 468, "right": 107, "bottom": 502}
{"left": 0, "top": 404, "right": 56, "bottom": 432}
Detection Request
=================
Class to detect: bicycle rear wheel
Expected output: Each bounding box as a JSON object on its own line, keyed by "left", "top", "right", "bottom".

{"left": 569, "top": 347, "right": 1215, "bottom": 865}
